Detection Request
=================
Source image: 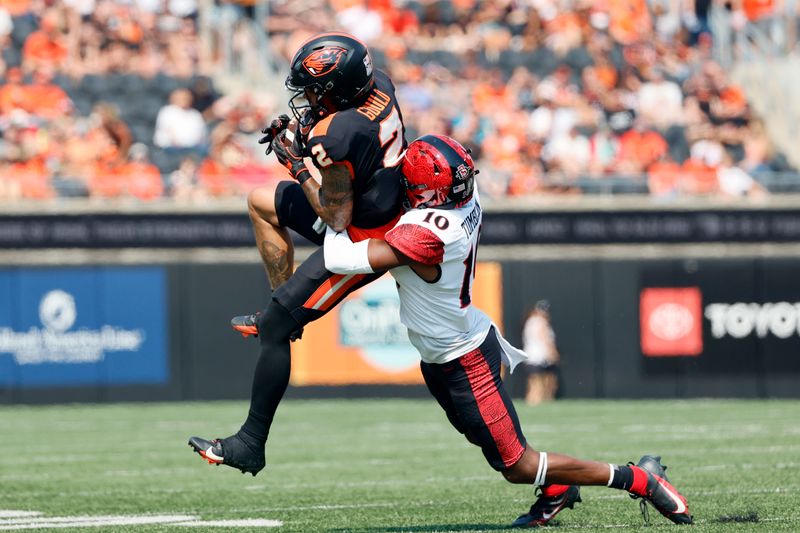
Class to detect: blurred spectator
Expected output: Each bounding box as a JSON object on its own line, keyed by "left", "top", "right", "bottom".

{"left": 717, "top": 151, "right": 768, "bottom": 197}
{"left": 521, "top": 300, "right": 560, "bottom": 406}
{"left": 198, "top": 145, "right": 234, "bottom": 197}
{"left": 0, "top": 67, "right": 27, "bottom": 116}
{"left": 154, "top": 89, "right": 208, "bottom": 150}
{"left": 543, "top": 127, "right": 590, "bottom": 178}
{"left": 616, "top": 123, "right": 668, "bottom": 173}
{"left": 117, "top": 143, "right": 164, "bottom": 200}
{"left": 648, "top": 154, "right": 682, "bottom": 198}
{"left": 0, "top": 0, "right": 31, "bottom": 17}
{"left": 638, "top": 69, "right": 683, "bottom": 130}
{"left": 189, "top": 76, "right": 221, "bottom": 118}
{"left": 681, "top": 153, "right": 719, "bottom": 195}
{"left": 93, "top": 103, "right": 133, "bottom": 160}
{"left": 335, "top": 0, "right": 383, "bottom": 43}
{"left": 22, "top": 11, "right": 67, "bottom": 71}
{"left": 27, "top": 68, "right": 71, "bottom": 118}
{"left": 169, "top": 156, "right": 206, "bottom": 202}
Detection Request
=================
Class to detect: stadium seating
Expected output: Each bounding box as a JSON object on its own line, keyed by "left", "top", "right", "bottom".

{"left": 0, "top": 0, "right": 798, "bottom": 201}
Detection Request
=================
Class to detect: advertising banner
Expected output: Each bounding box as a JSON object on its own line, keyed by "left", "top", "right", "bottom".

{"left": 0, "top": 267, "right": 168, "bottom": 388}
{"left": 5, "top": 208, "right": 800, "bottom": 249}
{"left": 291, "top": 262, "right": 503, "bottom": 386}
{"left": 639, "top": 260, "right": 800, "bottom": 374}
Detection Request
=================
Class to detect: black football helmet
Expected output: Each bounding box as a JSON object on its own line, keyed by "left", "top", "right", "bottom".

{"left": 286, "top": 33, "right": 375, "bottom": 125}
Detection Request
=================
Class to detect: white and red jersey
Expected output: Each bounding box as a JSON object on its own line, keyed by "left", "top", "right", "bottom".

{"left": 383, "top": 191, "right": 492, "bottom": 364}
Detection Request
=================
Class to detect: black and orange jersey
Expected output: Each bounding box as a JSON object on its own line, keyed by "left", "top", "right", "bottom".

{"left": 305, "top": 70, "right": 407, "bottom": 240}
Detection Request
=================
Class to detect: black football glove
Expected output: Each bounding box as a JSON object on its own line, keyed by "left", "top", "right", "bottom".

{"left": 258, "top": 114, "right": 291, "bottom": 155}
{"left": 272, "top": 130, "right": 312, "bottom": 184}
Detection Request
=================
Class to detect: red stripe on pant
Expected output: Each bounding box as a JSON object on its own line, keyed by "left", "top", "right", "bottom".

{"left": 459, "top": 349, "right": 525, "bottom": 468}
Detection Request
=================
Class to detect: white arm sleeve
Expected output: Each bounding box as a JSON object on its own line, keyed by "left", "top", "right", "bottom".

{"left": 323, "top": 227, "right": 374, "bottom": 275}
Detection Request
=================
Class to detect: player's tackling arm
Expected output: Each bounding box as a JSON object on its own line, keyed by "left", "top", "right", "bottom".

{"left": 324, "top": 228, "right": 408, "bottom": 274}
{"left": 324, "top": 225, "right": 443, "bottom": 280}
{"left": 300, "top": 163, "right": 353, "bottom": 232}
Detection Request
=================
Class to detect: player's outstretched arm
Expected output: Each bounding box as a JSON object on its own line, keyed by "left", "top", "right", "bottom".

{"left": 301, "top": 164, "right": 354, "bottom": 232}
{"left": 324, "top": 228, "right": 407, "bottom": 274}
{"left": 324, "top": 228, "right": 442, "bottom": 283}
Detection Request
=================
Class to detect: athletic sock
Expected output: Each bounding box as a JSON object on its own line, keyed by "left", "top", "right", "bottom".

{"left": 541, "top": 484, "right": 570, "bottom": 497}
{"left": 608, "top": 465, "right": 634, "bottom": 490}
{"left": 608, "top": 464, "right": 649, "bottom": 496}
{"left": 238, "top": 300, "right": 300, "bottom": 449}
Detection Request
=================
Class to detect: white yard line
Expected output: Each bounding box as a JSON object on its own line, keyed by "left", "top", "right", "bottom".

{"left": 0, "top": 515, "right": 197, "bottom": 530}
{"left": 0, "top": 513, "right": 285, "bottom": 530}
{"left": 176, "top": 519, "right": 282, "bottom": 527}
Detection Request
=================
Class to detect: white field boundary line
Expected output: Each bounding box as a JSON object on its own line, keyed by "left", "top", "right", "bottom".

{"left": 0, "top": 515, "right": 283, "bottom": 531}
{"left": 0, "top": 512, "right": 283, "bottom": 530}
{"left": 0, "top": 515, "right": 196, "bottom": 530}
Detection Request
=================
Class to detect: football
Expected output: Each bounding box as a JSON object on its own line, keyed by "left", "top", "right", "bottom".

{"left": 283, "top": 118, "right": 299, "bottom": 144}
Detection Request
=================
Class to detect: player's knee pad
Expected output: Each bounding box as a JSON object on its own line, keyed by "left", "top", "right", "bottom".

{"left": 257, "top": 300, "right": 301, "bottom": 344}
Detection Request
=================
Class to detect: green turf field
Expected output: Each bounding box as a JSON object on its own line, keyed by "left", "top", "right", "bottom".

{"left": 1, "top": 399, "right": 799, "bottom": 532}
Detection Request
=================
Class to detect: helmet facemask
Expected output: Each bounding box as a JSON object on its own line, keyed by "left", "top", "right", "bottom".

{"left": 286, "top": 79, "right": 332, "bottom": 126}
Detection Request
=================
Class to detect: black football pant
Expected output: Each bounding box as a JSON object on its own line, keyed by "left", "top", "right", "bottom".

{"left": 239, "top": 180, "right": 395, "bottom": 448}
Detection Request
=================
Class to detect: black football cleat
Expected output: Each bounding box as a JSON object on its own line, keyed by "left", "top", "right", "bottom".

{"left": 188, "top": 434, "right": 265, "bottom": 476}
{"left": 231, "top": 313, "right": 260, "bottom": 338}
{"left": 512, "top": 485, "right": 581, "bottom": 527}
{"left": 231, "top": 312, "right": 304, "bottom": 341}
{"left": 629, "top": 455, "right": 693, "bottom": 525}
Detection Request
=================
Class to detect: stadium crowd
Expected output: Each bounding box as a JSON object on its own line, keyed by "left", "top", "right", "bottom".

{"left": 0, "top": 0, "right": 797, "bottom": 201}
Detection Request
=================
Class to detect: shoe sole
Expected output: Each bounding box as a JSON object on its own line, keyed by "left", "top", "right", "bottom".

{"left": 512, "top": 488, "right": 581, "bottom": 528}
{"left": 232, "top": 325, "right": 258, "bottom": 338}
{"left": 188, "top": 439, "right": 222, "bottom": 466}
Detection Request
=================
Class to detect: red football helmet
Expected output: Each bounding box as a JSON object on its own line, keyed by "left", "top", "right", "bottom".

{"left": 401, "top": 134, "right": 476, "bottom": 209}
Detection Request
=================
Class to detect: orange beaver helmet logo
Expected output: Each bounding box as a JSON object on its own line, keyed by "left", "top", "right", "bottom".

{"left": 302, "top": 46, "right": 348, "bottom": 77}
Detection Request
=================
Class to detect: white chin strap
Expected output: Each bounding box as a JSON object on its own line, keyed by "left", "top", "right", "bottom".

{"left": 533, "top": 451, "right": 548, "bottom": 487}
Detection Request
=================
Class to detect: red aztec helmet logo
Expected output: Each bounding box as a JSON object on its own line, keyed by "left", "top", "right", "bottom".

{"left": 302, "top": 46, "right": 348, "bottom": 77}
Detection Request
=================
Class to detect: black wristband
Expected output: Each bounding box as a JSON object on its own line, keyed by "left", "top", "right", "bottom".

{"left": 295, "top": 167, "right": 313, "bottom": 185}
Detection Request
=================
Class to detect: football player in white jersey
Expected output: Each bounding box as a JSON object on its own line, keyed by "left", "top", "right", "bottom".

{"left": 324, "top": 135, "right": 693, "bottom": 528}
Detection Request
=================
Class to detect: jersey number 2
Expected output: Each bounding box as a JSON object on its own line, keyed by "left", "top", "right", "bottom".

{"left": 311, "top": 145, "right": 333, "bottom": 168}
{"left": 379, "top": 107, "right": 404, "bottom": 167}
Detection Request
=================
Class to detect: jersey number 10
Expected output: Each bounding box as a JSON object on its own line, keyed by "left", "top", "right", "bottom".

{"left": 422, "top": 212, "right": 479, "bottom": 309}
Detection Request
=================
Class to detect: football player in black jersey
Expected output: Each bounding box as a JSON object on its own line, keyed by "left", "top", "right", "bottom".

{"left": 189, "top": 33, "right": 407, "bottom": 475}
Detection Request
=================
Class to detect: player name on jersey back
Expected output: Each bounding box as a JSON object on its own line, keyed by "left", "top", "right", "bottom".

{"left": 461, "top": 201, "right": 482, "bottom": 237}
{"left": 356, "top": 89, "right": 391, "bottom": 120}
